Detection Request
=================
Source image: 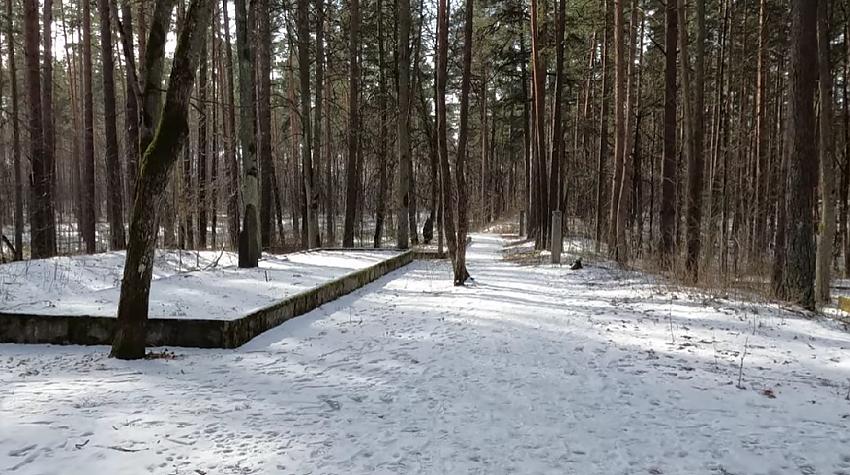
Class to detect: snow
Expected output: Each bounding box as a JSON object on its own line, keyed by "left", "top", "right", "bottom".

{"left": 2, "top": 233, "right": 850, "bottom": 474}
{"left": 0, "top": 248, "right": 403, "bottom": 320}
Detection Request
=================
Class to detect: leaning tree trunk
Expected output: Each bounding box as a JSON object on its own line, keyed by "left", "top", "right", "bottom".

{"left": 815, "top": 0, "right": 835, "bottom": 304}
{"left": 111, "top": 0, "right": 213, "bottom": 360}
{"left": 114, "top": 0, "right": 142, "bottom": 214}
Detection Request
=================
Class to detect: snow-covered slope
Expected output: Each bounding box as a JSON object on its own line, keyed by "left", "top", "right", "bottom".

{"left": 1, "top": 234, "right": 849, "bottom": 474}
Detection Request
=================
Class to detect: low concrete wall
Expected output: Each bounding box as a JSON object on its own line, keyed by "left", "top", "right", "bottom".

{"left": 0, "top": 249, "right": 412, "bottom": 348}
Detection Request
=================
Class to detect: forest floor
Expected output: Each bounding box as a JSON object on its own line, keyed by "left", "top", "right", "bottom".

{"left": 2, "top": 233, "right": 850, "bottom": 474}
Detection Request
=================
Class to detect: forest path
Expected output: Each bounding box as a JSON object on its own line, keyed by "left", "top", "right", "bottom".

{"left": 2, "top": 233, "right": 850, "bottom": 474}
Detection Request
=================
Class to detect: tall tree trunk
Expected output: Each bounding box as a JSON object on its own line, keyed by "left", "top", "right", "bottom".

{"left": 343, "top": 0, "right": 361, "bottom": 247}
{"left": 258, "top": 0, "right": 273, "bottom": 249}
{"left": 607, "top": 0, "right": 626, "bottom": 263}
{"left": 374, "top": 0, "right": 388, "bottom": 248}
{"left": 314, "top": 0, "right": 325, "bottom": 245}
{"left": 519, "top": 34, "right": 531, "bottom": 238}
{"left": 235, "top": 0, "right": 260, "bottom": 265}
{"left": 81, "top": 0, "right": 97, "bottom": 253}
{"left": 222, "top": 0, "right": 240, "bottom": 250}
{"left": 548, "top": 0, "right": 565, "bottom": 222}
{"left": 111, "top": 0, "right": 213, "bottom": 360}
{"left": 41, "top": 0, "right": 57, "bottom": 255}
{"left": 841, "top": 16, "right": 850, "bottom": 278}
{"left": 685, "top": 0, "right": 705, "bottom": 278}
{"left": 6, "top": 0, "right": 23, "bottom": 260}
{"left": 529, "top": 0, "right": 548, "bottom": 249}
{"left": 815, "top": 0, "right": 835, "bottom": 303}
{"left": 297, "top": 0, "right": 319, "bottom": 248}
{"left": 99, "top": 0, "right": 127, "bottom": 250}
{"left": 181, "top": 142, "right": 194, "bottom": 249}
{"left": 396, "top": 0, "right": 412, "bottom": 249}
{"left": 197, "top": 38, "right": 208, "bottom": 249}
{"left": 436, "top": 0, "right": 457, "bottom": 262}
{"left": 752, "top": 0, "right": 768, "bottom": 259}
{"left": 594, "top": 0, "right": 610, "bottom": 253}
{"left": 614, "top": 0, "right": 639, "bottom": 265}
{"left": 324, "top": 28, "right": 336, "bottom": 246}
{"left": 780, "top": 0, "right": 817, "bottom": 310}
{"left": 115, "top": 0, "right": 142, "bottom": 215}
{"left": 452, "top": 0, "right": 473, "bottom": 285}
{"left": 24, "top": 0, "right": 54, "bottom": 258}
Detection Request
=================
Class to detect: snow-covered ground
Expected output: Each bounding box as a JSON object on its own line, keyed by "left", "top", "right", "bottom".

{"left": 0, "top": 249, "right": 402, "bottom": 319}
{"left": 2, "top": 234, "right": 850, "bottom": 474}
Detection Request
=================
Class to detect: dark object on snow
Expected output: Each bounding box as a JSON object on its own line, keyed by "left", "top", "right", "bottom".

{"left": 570, "top": 258, "right": 583, "bottom": 270}
{"left": 423, "top": 215, "right": 434, "bottom": 244}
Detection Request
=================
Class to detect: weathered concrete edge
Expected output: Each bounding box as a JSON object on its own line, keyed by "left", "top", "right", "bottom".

{"left": 0, "top": 250, "right": 413, "bottom": 348}
{"left": 220, "top": 250, "right": 413, "bottom": 348}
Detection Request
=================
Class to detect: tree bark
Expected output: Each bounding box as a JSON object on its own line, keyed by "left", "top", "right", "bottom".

{"left": 41, "top": 0, "right": 57, "bottom": 255}
{"left": 780, "top": 0, "right": 817, "bottom": 310}
{"left": 374, "top": 0, "right": 388, "bottom": 248}
{"left": 24, "top": 0, "right": 55, "bottom": 258}
{"left": 297, "top": 0, "right": 319, "bottom": 248}
{"left": 685, "top": 0, "right": 706, "bottom": 278}
{"left": 607, "top": 0, "right": 626, "bottom": 263}
{"left": 81, "top": 0, "right": 97, "bottom": 253}
{"left": 99, "top": 0, "right": 127, "bottom": 250}
{"left": 529, "top": 0, "right": 549, "bottom": 249}
{"left": 548, "top": 0, "right": 565, "bottom": 223}
{"left": 396, "top": 0, "right": 412, "bottom": 249}
{"left": 436, "top": 0, "right": 458, "bottom": 263}
{"left": 197, "top": 38, "right": 208, "bottom": 249}
{"left": 315, "top": 0, "right": 325, "bottom": 245}
{"left": 752, "top": 0, "right": 768, "bottom": 258}
{"left": 815, "top": 0, "right": 835, "bottom": 304}
{"left": 258, "top": 0, "right": 273, "bottom": 249}
{"left": 115, "top": 0, "right": 142, "bottom": 214}
{"left": 594, "top": 0, "right": 610, "bottom": 253}
{"left": 235, "top": 0, "right": 260, "bottom": 265}
{"left": 6, "top": 0, "right": 23, "bottom": 260}
{"left": 111, "top": 0, "right": 213, "bottom": 360}
{"left": 343, "top": 0, "right": 361, "bottom": 247}
{"left": 452, "top": 0, "right": 473, "bottom": 285}
{"left": 221, "top": 0, "right": 240, "bottom": 250}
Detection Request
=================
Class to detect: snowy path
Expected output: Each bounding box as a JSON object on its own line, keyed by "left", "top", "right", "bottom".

{"left": 2, "top": 234, "right": 850, "bottom": 474}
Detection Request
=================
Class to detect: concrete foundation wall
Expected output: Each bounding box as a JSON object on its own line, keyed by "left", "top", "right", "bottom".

{"left": 0, "top": 250, "right": 412, "bottom": 349}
